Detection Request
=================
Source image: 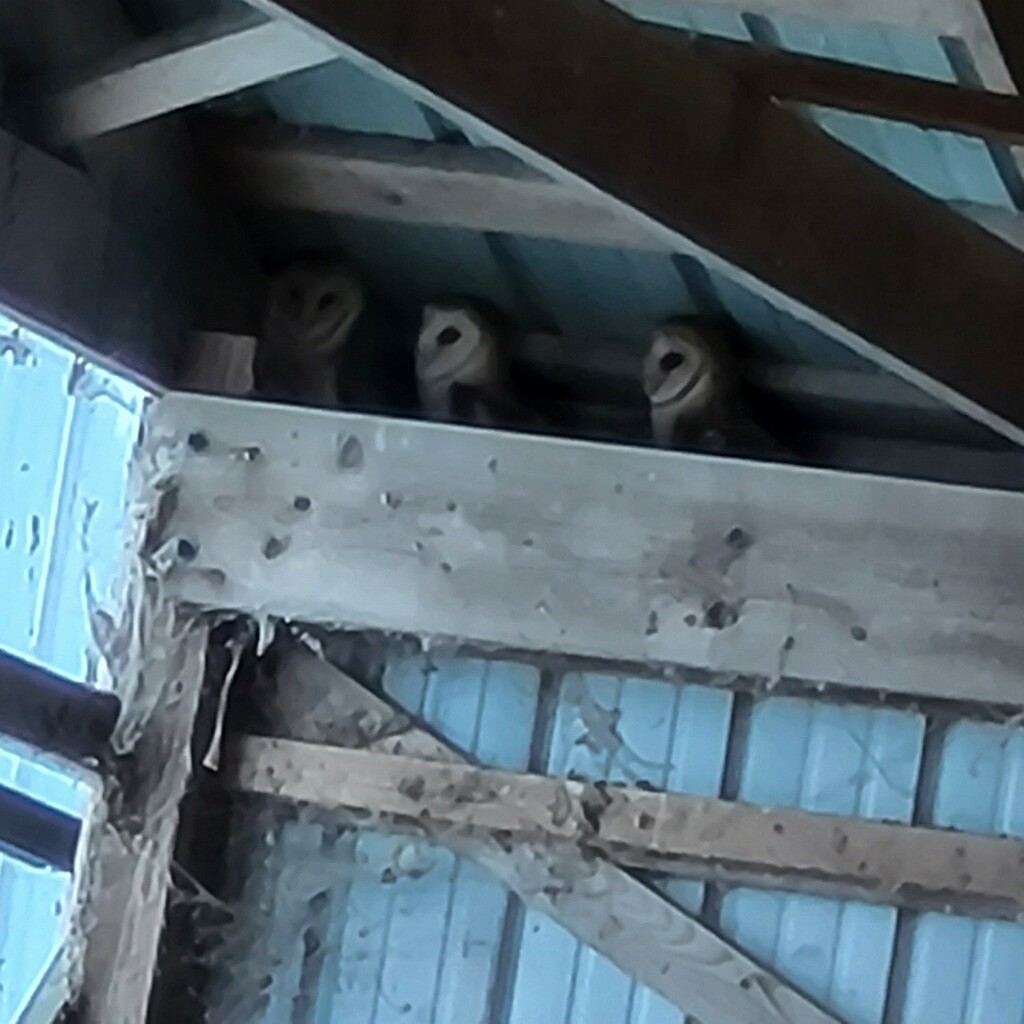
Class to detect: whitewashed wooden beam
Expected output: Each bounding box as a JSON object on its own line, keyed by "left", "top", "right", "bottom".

{"left": 207, "top": 124, "right": 1024, "bottom": 255}
{"left": 52, "top": 13, "right": 337, "bottom": 143}
{"left": 230, "top": 735, "right": 1024, "bottom": 920}
{"left": 150, "top": 392, "right": 1024, "bottom": 705}
{"left": 253, "top": 645, "right": 837, "bottom": 1024}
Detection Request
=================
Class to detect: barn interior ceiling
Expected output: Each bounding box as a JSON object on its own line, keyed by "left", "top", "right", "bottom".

{"left": 3, "top": 1, "right": 1024, "bottom": 1022}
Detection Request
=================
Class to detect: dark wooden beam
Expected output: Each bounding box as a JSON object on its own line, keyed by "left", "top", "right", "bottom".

{"left": 696, "top": 35, "right": 1024, "bottom": 144}
{"left": 243, "top": 0, "right": 1024, "bottom": 443}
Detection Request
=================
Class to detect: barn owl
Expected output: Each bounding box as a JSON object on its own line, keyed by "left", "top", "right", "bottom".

{"left": 259, "top": 263, "right": 365, "bottom": 406}
{"left": 415, "top": 302, "right": 557, "bottom": 429}
{"left": 643, "top": 320, "right": 774, "bottom": 454}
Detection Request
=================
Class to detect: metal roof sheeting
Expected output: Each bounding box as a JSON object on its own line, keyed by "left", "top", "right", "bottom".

{"left": 213, "top": 655, "right": 1024, "bottom": 1024}
{"left": 898, "top": 722, "right": 1024, "bottom": 1024}
{"left": 0, "top": 307, "right": 147, "bottom": 1021}
{"left": 719, "top": 699, "right": 926, "bottom": 1024}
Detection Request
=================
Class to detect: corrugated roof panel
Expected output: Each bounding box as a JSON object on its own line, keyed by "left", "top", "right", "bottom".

{"left": 898, "top": 722, "right": 1024, "bottom": 1024}
{"left": 616, "top": 0, "right": 751, "bottom": 40}
{"left": 719, "top": 699, "right": 925, "bottom": 1024}
{"left": 307, "top": 656, "right": 540, "bottom": 1024}
{"left": 0, "top": 307, "right": 145, "bottom": 1021}
{"left": 763, "top": 19, "right": 1018, "bottom": 207}
{"left": 0, "top": 321, "right": 76, "bottom": 662}
{"left": 0, "top": 749, "right": 81, "bottom": 1022}
{"left": 507, "top": 672, "right": 733, "bottom": 1024}
{"left": 35, "top": 361, "right": 148, "bottom": 678}
{"left": 259, "top": 60, "right": 436, "bottom": 139}
{"left": 0, "top": 311, "right": 148, "bottom": 678}
{"left": 498, "top": 238, "right": 703, "bottom": 341}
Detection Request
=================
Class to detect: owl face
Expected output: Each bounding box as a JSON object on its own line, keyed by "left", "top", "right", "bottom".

{"left": 642, "top": 324, "right": 721, "bottom": 416}
{"left": 416, "top": 304, "right": 500, "bottom": 389}
{"left": 265, "top": 264, "right": 365, "bottom": 359}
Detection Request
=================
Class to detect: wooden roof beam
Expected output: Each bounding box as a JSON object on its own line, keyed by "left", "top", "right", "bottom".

{"left": 238, "top": 0, "right": 1024, "bottom": 443}
{"left": 52, "top": 10, "right": 337, "bottom": 142}
{"left": 205, "top": 119, "right": 1024, "bottom": 254}
{"left": 700, "top": 35, "right": 1024, "bottom": 143}
{"left": 230, "top": 736, "right": 1024, "bottom": 921}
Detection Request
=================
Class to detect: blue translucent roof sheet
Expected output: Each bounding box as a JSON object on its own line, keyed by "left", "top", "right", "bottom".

{"left": 898, "top": 723, "right": 1024, "bottom": 1024}
{"left": 0, "top": 308, "right": 147, "bottom": 1021}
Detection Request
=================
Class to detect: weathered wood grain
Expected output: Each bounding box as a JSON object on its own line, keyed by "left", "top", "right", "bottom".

{"left": 228, "top": 735, "right": 1024, "bottom": 920}
{"left": 250, "top": 645, "right": 837, "bottom": 1024}
{"left": 152, "top": 392, "right": 1024, "bottom": 705}
{"left": 207, "top": 121, "right": 1024, "bottom": 256}
{"left": 53, "top": 12, "right": 336, "bottom": 142}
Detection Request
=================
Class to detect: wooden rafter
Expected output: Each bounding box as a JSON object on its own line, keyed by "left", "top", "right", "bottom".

{"left": 237, "top": 0, "right": 1024, "bottom": 443}
{"left": 150, "top": 392, "right": 1024, "bottom": 705}
{"left": 52, "top": 10, "right": 336, "bottom": 142}
{"left": 230, "top": 736, "right": 1024, "bottom": 920}
{"left": 252, "top": 645, "right": 838, "bottom": 1024}
{"left": 697, "top": 36, "right": 1024, "bottom": 144}
{"left": 205, "top": 119, "right": 1024, "bottom": 254}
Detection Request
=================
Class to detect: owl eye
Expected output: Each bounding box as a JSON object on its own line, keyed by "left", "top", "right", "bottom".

{"left": 660, "top": 351, "right": 685, "bottom": 372}
{"left": 437, "top": 327, "right": 462, "bottom": 347}
{"left": 317, "top": 292, "right": 337, "bottom": 313}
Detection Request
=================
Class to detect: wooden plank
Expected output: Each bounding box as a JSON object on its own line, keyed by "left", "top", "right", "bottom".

{"left": 692, "top": 36, "right": 1024, "bottom": 145}
{"left": 53, "top": 12, "right": 337, "bottom": 142}
{"left": 207, "top": 121, "right": 1024, "bottom": 256}
{"left": 228, "top": 736, "right": 1024, "bottom": 921}
{"left": 239, "top": 0, "right": 1024, "bottom": 444}
{"left": 204, "top": 122, "right": 666, "bottom": 249}
{"left": 253, "top": 644, "right": 837, "bottom": 1024}
{"left": 151, "top": 392, "right": 1024, "bottom": 705}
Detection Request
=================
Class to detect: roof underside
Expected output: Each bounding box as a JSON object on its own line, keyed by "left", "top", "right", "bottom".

{"left": 129, "top": 0, "right": 1024, "bottom": 452}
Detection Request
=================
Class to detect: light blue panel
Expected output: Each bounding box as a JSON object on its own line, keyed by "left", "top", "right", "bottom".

{"left": 326, "top": 218, "right": 520, "bottom": 316}
{"left": 767, "top": 19, "right": 1015, "bottom": 207}
{"left": 260, "top": 60, "right": 435, "bottom": 139}
{"left": 499, "top": 239, "right": 702, "bottom": 342}
{"left": 615, "top": 0, "right": 751, "bottom": 40}
{"left": 34, "top": 359, "right": 148, "bottom": 679}
{"left": 932, "top": 722, "right": 1024, "bottom": 837}
{"left": 721, "top": 698, "right": 924, "bottom": 1024}
{"left": 899, "top": 722, "right": 1024, "bottom": 1024}
{"left": 253, "top": 823, "right": 338, "bottom": 1023}
{"left": 324, "top": 830, "right": 403, "bottom": 1024}
{"left": 508, "top": 673, "right": 733, "bottom": 1024}
{"left": 706, "top": 269, "right": 873, "bottom": 370}
{"left": 0, "top": 745, "right": 83, "bottom": 1022}
{"left": 0, "top": 314, "right": 148, "bottom": 676}
{"left": 0, "top": 311, "right": 138, "bottom": 1023}
{"left": 374, "top": 847, "right": 458, "bottom": 1024}
{"left": 319, "top": 656, "right": 540, "bottom": 1024}
{"left": 0, "top": 324, "right": 75, "bottom": 659}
